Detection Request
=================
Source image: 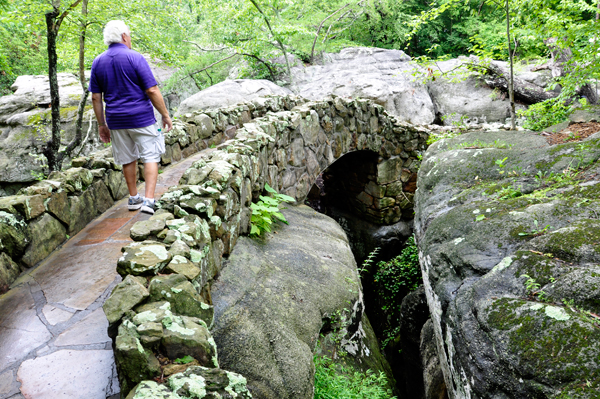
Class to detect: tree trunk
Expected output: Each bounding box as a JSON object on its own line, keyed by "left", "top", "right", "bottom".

{"left": 505, "top": 0, "right": 516, "bottom": 130}
{"left": 78, "top": 0, "right": 87, "bottom": 90}
{"left": 482, "top": 62, "right": 559, "bottom": 104}
{"left": 44, "top": 9, "right": 62, "bottom": 172}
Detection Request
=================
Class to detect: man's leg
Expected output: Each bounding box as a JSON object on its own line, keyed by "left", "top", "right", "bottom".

{"left": 143, "top": 162, "right": 159, "bottom": 200}
{"left": 123, "top": 161, "right": 138, "bottom": 196}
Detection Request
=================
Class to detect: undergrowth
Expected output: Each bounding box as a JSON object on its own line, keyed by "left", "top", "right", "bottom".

{"left": 313, "top": 355, "right": 396, "bottom": 399}
{"left": 372, "top": 236, "right": 422, "bottom": 349}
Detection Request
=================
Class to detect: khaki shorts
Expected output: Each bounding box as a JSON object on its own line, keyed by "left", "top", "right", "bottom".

{"left": 110, "top": 124, "right": 165, "bottom": 165}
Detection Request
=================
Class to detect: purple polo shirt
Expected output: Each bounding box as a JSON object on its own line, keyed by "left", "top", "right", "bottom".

{"left": 89, "top": 43, "right": 157, "bottom": 129}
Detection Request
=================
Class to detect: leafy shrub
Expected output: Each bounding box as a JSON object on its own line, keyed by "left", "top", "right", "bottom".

{"left": 518, "top": 98, "right": 572, "bottom": 131}
{"left": 250, "top": 184, "right": 295, "bottom": 236}
{"left": 313, "top": 355, "right": 396, "bottom": 399}
{"left": 372, "top": 236, "right": 421, "bottom": 348}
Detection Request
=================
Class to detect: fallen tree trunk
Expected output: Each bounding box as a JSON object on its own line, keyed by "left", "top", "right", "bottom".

{"left": 480, "top": 62, "right": 558, "bottom": 104}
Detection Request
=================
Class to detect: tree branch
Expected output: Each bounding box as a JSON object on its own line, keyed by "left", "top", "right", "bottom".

{"left": 311, "top": 3, "right": 351, "bottom": 62}
{"left": 183, "top": 40, "right": 227, "bottom": 52}
{"left": 56, "top": 0, "right": 83, "bottom": 31}
{"left": 189, "top": 53, "right": 240, "bottom": 75}
{"left": 248, "top": 0, "right": 294, "bottom": 88}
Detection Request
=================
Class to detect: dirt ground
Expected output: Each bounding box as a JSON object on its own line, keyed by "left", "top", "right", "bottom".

{"left": 539, "top": 122, "right": 600, "bottom": 145}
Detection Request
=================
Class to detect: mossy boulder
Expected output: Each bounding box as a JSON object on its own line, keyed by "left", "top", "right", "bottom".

{"left": 211, "top": 205, "right": 393, "bottom": 399}
{"left": 415, "top": 130, "right": 600, "bottom": 398}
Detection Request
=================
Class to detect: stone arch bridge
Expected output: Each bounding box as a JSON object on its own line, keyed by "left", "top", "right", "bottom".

{"left": 158, "top": 95, "right": 429, "bottom": 259}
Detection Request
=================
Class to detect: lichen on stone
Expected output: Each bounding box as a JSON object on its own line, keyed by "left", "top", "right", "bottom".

{"left": 169, "top": 372, "right": 206, "bottom": 398}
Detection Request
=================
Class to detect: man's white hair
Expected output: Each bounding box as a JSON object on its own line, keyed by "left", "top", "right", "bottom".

{"left": 103, "top": 20, "right": 130, "bottom": 46}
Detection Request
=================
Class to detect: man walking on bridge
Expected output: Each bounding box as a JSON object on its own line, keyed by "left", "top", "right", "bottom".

{"left": 89, "top": 20, "right": 172, "bottom": 215}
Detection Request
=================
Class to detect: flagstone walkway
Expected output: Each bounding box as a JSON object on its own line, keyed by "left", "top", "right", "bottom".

{"left": 0, "top": 151, "right": 208, "bottom": 399}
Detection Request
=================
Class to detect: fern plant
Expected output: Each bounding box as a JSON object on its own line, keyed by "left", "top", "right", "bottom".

{"left": 250, "top": 184, "right": 295, "bottom": 236}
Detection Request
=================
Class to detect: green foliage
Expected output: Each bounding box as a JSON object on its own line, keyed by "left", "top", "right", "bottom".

{"left": 518, "top": 220, "right": 551, "bottom": 237}
{"left": 372, "top": 236, "right": 421, "bottom": 348}
{"left": 250, "top": 183, "right": 295, "bottom": 236}
{"left": 495, "top": 157, "right": 508, "bottom": 174}
{"left": 313, "top": 355, "right": 396, "bottom": 399}
{"left": 518, "top": 98, "right": 572, "bottom": 131}
{"left": 173, "top": 355, "right": 195, "bottom": 364}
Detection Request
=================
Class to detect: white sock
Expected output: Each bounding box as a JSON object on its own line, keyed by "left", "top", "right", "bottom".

{"left": 130, "top": 194, "right": 141, "bottom": 200}
{"left": 146, "top": 198, "right": 155, "bottom": 204}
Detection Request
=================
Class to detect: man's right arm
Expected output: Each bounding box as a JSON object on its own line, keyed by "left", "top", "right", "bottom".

{"left": 91, "top": 92, "right": 111, "bottom": 143}
{"left": 145, "top": 86, "right": 173, "bottom": 133}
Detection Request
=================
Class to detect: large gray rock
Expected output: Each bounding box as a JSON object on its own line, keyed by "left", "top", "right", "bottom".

{"left": 415, "top": 130, "right": 600, "bottom": 398}
{"left": 291, "top": 47, "right": 436, "bottom": 125}
{"left": 0, "top": 73, "right": 100, "bottom": 187}
{"left": 211, "top": 205, "right": 391, "bottom": 399}
{"left": 426, "top": 58, "right": 552, "bottom": 125}
{"left": 0, "top": 73, "right": 84, "bottom": 123}
{"left": 176, "top": 79, "right": 292, "bottom": 116}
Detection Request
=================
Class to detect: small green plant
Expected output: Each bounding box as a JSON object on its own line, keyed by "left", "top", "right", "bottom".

{"left": 373, "top": 236, "right": 421, "bottom": 348}
{"left": 359, "top": 247, "right": 380, "bottom": 274}
{"left": 313, "top": 355, "right": 396, "bottom": 399}
{"left": 249, "top": 184, "right": 295, "bottom": 236}
{"left": 517, "top": 98, "right": 571, "bottom": 131}
{"left": 518, "top": 220, "right": 551, "bottom": 237}
{"left": 495, "top": 157, "right": 508, "bottom": 174}
{"left": 30, "top": 170, "right": 47, "bottom": 181}
{"left": 498, "top": 186, "right": 522, "bottom": 200}
{"left": 475, "top": 214, "right": 486, "bottom": 222}
{"left": 173, "top": 355, "right": 195, "bottom": 364}
{"left": 520, "top": 274, "right": 550, "bottom": 301}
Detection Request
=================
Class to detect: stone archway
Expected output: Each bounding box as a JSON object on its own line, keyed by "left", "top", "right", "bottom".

{"left": 160, "top": 95, "right": 428, "bottom": 261}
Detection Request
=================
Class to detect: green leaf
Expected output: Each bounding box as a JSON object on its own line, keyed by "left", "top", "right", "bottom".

{"left": 174, "top": 355, "right": 195, "bottom": 364}
{"left": 276, "top": 193, "right": 295, "bottom": 202}
{"left": 264, "top": 183, "right": 277, "bottom": 194}
{"left": 475, "top": 214, "right": 486, "bottom": 221}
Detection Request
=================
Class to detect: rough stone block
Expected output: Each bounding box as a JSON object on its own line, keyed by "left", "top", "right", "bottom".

{"left": 148, "top": 274, "right": 213, "bottom": 324}
{"left": 130, "top": 219, "right": 167, "bottom": 242}
{"left": 103, "top": 275, "right": 149, "bottom": 325}
{"left": 21, "top": 213, "right": 66, "bottom": 268}
{"left": 0, "top": 195, "right": 45, "bottom": 220}
{"left": 0, "top": 252, "right": 22, "bottom": 289}
{"left": 0, "top": 211, "right": 29, "bottom": 258}
{"left": 118, "top": 242, "right": 173, "bottom": 277}
{"left": 377, "top": 157, "right": 403, "bottom": 185}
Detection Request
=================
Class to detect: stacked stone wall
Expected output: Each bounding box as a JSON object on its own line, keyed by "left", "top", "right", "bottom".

{"left": 0, "top": 95, "right": 306, "bottom": 291}
{"left": 105, "top": 95, "right": 428, "bottom": 397}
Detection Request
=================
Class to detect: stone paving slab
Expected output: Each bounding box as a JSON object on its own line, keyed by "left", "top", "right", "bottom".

{"left": 0, "top": 151, "right": 208, "bottom": 399}
{"left": 55, "top": 309, "right": 110, "bottom": 347}
{"left": 0, "top": 286, "right": 51, "bottom": 372}
{"left": 28, "top": 241, "right": 124, "bottom": 311}
{"left": 17, "top": 350, "right": 116, "bottom": 399}
{"left": 41, "top": 305, "right": 74, "bottom": 326}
